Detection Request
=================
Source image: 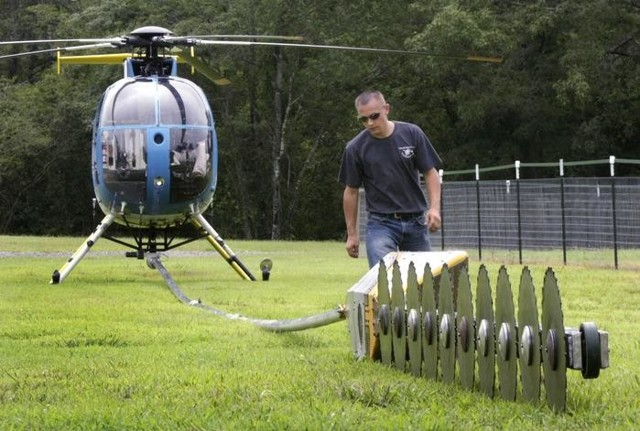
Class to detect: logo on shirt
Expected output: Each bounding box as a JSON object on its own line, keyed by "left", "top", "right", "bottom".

{"left": 399, "top": 146, "right": 414, "bottom": 159}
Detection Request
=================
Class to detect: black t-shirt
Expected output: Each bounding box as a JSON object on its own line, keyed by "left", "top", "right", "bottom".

{"left": 338, "top": 121, "right": 442, "bottom": 214}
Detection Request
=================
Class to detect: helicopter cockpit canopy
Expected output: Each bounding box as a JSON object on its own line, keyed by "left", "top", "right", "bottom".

{"left": 94, "top": 75, "right": 217, "bottom": 219}
{"left": 100, "top": 77, "right": 211, "bottom": 126}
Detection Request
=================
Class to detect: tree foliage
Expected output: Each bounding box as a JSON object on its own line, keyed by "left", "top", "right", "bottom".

{"left": 1, "top": 0, "right": 638, "bottom": 237}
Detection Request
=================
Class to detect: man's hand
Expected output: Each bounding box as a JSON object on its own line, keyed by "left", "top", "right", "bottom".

{"left": 426, "top": 208, "right": 441, "bottom": 233}
{"left": 343, "top": 186, "right": 360, "bottom": 258}
{"left": 346, "top": 235, "right": 360, "bottom": 258}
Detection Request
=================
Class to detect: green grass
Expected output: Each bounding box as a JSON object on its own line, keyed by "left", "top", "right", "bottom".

{"left": 1, "top": 236, "right": 639, "bottom": 430}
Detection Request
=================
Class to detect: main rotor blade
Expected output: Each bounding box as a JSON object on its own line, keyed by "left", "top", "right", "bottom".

{"left": 187, "top": 35, "right": 304, "bottom": 41}
{"left": 0, "top": 38, "right": 123, "bottom": 46}
{"left": 174, "top": 38, "right": 503, "bottom": 63}
{"left": 0, "top": 42, "right": 121, "bottom": 60}
{"left": 1, "top": 34, "right": 502, "bottom": 63}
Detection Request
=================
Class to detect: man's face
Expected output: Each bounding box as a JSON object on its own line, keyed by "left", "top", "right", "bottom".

{"left": 357, "top": 100, "right": 389, "bottom": 138}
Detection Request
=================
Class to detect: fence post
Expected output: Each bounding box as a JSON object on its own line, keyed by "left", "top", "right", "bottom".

{"left": 476, "top": 164, "right": 482, "bottom": 261}
{"left": 610, "top": 156, "right": 618, "bottom": 269}
{"left": 560, "top": 159, "right": 567, "bottom": 265}
{"left": 439, "top": 169, "right": 445, "bottom": 251}
{"left": 516, "top": 160, "right": 522, "bottom": 264}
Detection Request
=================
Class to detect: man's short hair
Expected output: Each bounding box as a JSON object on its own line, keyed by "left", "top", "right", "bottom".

{"left": 355, "top": 90, "right": 386, "bottom": 109}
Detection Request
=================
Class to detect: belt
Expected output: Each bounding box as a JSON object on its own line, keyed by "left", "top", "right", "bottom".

{"left": 371, "top": 211, "right": 423, "bottom": 220}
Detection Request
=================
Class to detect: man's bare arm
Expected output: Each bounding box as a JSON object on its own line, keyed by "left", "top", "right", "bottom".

{"left": 424, "top": 168, "right": 441, "bottom": 232}
{"left": 343, "top": 186, "right": 360, "bottom": 258}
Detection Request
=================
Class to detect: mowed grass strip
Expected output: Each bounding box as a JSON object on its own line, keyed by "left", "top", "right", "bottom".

{"left": 1, "top": 236, "right": 638, "bottom": 430}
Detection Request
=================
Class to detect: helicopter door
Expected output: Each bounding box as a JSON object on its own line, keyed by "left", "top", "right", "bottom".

{"left": 145, "top": 128, "right": 171, "bottom": 213}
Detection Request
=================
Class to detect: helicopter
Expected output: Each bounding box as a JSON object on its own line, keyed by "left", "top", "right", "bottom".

{"left": 0, "top": 26, "right": 503, "bottom": 284}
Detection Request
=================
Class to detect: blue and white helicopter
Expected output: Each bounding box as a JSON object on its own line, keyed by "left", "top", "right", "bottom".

{"left": 1, "top": 26, "right": 502, "bottom": 284}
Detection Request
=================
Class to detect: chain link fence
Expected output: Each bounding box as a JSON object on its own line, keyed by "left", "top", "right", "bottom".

{"left": 356, "top": 158, "right": 640, "bottom": 269}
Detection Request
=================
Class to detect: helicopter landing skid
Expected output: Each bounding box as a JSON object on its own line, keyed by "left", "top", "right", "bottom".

{"left": 49, "top": 211, "right": 256, "bottom": 284}
{"left": 50, "top": 213, "right": 116, "bottom": 284}
{"left": 190, "top": 213, "right": 256, "bottom": 281}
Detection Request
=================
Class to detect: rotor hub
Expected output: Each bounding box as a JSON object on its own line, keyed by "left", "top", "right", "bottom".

{"left": 127, "top": 26, "right": 175, "bottom": 49}
{"left": 130, "top": 26, "right": 175, "bottom": 39}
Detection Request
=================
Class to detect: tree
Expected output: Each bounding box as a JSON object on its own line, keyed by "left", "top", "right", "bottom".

{"left": 1, "top": 0, "right": 639, "bottom": 236}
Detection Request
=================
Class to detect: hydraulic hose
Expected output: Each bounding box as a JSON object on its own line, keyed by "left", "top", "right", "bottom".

{"left": 148, "top": 254, "right": 347, "bottom": 332}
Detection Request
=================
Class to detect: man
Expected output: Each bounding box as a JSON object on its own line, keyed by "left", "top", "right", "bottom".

{"left": 338, "top": 90, "right": 442, "bottom": 268}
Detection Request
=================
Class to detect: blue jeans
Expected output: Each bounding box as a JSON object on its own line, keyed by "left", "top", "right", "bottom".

{"left": 366, "top": 212, "right": 432, "bottom": 268}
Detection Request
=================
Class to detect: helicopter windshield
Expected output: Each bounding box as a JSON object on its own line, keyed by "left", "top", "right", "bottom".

{"left": 100, "top": 80, "right": 156, "bottom": 126}
{"left": 99, "top": 77, "right": 212, "bottom": 127}
{"left": 97, "top": 76, "right": 215, "bottom": 210}
{"left": 158, "top": 79, "right": 210, "bottom": 126}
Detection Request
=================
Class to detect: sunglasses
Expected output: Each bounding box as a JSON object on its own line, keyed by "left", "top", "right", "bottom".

{"left": 357, "top": 112, "right": 382, "bottom": 123}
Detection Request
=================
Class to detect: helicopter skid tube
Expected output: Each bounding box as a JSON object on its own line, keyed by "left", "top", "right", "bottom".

{"left": 50, "top": 213, "right": 116, "bottom": 284}
{"left": 191, "top": 213, "right": 256, "bottom": 281}
{"left": 148, "top": 254, "right": 347, "bottom": 332}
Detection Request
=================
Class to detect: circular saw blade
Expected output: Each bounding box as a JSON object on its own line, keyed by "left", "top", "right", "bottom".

{"left": 541, "top": 268, "right": 567, "bottom": 412}
{"left": 517, "top": 267, "right": 541, "bottom": 403}
{"left": 406, "top": 262, "right": 422, "bottom": 377}
{"left": 438, "top": 265, "right": 456, "bottom": 384}
{"left": 495, "top": 266, "right": 517, "bottom": 401}
{"left": 456, "top": 265, "right": 475, "bottom": 390}
{"left": 391, "top": 261, "right": 407, "bottom": 372}
{"left": 422, "top": 262, "right": 438, "bottom": 380}
{"left": 475, "top": 265, "right": 495, "bottom": 398}
{"left": 376, "top": 262, "right": 393, "bottom": 366}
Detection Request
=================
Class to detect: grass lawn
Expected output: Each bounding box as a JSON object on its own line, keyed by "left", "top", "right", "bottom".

{"left": 1, "top": 236, "right": 638, "bottom": 430}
